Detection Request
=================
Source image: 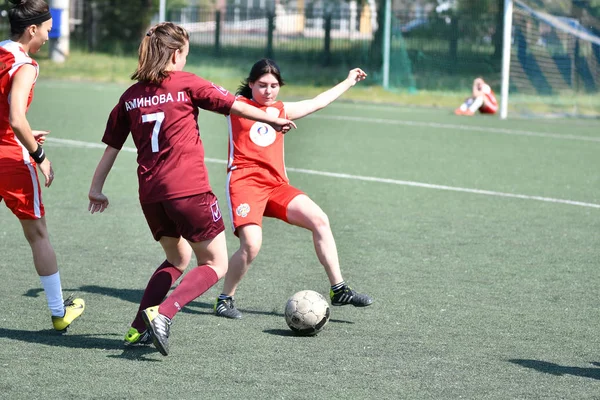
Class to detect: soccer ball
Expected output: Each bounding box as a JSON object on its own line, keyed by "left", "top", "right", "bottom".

{"left": 284, "top": 290, "right": 330, "bottom": 336}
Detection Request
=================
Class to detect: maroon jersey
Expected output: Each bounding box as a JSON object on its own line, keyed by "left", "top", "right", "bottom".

{"left": 102, "top": 71, "right": 235, "bottom": 203}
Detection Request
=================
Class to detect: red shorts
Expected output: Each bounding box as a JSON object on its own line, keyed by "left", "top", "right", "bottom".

{"left": 480, "top": 94, "right": 498, "bottom": 114}
{"left": 141, "top": 192, "right": 225, "bottom": 243}
{"left": 226, "top": 167, "right": 303, "bottom": 235}
{"left": 0, "top": 162, "right": 44, "bottom": 219}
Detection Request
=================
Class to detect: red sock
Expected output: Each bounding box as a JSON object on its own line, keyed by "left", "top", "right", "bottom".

{"left": 131, "top": 260, "right": 182, "bottom": 332}
{"left": 158, "top": 265, "right": 218, "bottom": 320}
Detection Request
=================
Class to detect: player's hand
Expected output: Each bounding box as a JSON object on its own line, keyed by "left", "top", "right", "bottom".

{"left": 273, "top": 118, "right": 297, "bottom": 134}
{"left": 38, "top": 158, "right": 54, "bottom": 187}
{"left": 33, "top": 130, "right": 50, "bottom": 145}
{"left": 88, "top": 191, "right": 109, "bottom": 214}
{"left": 347, "top": 68, "right": 367, "bottom": 86}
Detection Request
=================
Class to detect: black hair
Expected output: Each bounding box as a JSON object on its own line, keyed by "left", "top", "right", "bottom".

{"left": 7, "top": 0, "right": 50, "bottom": 36}
{"left": 237, "top": 58, "right": 285, "bottom": 99}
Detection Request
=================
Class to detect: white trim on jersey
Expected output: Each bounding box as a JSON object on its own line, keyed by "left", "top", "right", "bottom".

{"left": 14, "top": 136, "right": 32, "bottom": 165}
{"left": 226, "top": 114, "right": 235, "bottom": 171}
{"left": 0, "top": 40, "right": 38, "bottom": 80}
{"left": 26, "top": 162, "right": 42, "bottom": 218}
{"left": 225, "top": 170, "right": 235, "bottom": 233}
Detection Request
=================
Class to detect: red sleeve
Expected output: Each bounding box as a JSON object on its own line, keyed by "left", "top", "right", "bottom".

{"left": 189, "top": 75, "right": 236, "bottom": 115}
{"left": 101, "top": 100, "right": 131, "bottom": 150}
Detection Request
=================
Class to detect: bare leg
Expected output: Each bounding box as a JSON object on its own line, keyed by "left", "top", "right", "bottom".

{"left": 221, "top": 224, "right": 263, "bottom": 296}
{"left": 20, "top": 217, "right": 57, "bottom": 276}
{"left": 286, "top": 194, "right": 343, "bottom": 285}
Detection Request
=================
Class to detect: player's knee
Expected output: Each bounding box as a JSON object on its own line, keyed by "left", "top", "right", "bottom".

{"left": 310, "top": 211, "right": 330, "bottom": 232}
{"left": 210, "top": 262, "right": 228, "bottom": 279}
{"left": 241, "top": 238, "right": 262, "bottom": 262}
{"left": 22, "top": 221, "right": 48, "bottom": 244}
{"left": 171, "top": 252, "right": 192, "bottom": 270}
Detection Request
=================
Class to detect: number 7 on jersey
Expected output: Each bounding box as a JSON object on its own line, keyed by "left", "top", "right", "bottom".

{"left": 142, "top": 112, "right": 165, "bottom": 153}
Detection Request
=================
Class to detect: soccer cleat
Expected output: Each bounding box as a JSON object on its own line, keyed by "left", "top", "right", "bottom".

{"left": 124, "top": 327, "right": 152, "bottom": 346}
{"left": 330, "top": 286, "right": 373, "bottom": 307}
{"left": 214, "top": 297, "right": 242, "bottom": 319}
{"left": 142, "top": 306, "right": 171, "bottom": 356}
{"left": 52, "top": 295, "right": 85, "bottom": 331}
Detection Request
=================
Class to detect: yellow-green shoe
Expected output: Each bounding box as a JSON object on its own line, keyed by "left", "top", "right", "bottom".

{"left": 52, "top": 295, "right": 85, "bottom": 331}
{"left": 124, "top": 327, "right": 152, "bottom": 346}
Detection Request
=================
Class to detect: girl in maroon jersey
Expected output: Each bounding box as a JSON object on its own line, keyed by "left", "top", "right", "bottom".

{"left": 0, "top": 0, "right": 84, "bottom": 331}
{"left": 213, "top": 59, "right": 373, "bottom": 320}
{"left": 88, "top": 23, "right": 294, "bottom": 356}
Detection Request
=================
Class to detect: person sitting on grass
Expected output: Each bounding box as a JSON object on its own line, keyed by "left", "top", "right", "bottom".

{"left": 454, "top": 77, "right": 498, "bottom": 116}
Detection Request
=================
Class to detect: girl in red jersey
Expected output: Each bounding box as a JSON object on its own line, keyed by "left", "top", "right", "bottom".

{"left": 88, "top": 23, "right": 294, "bottom": 356}
{"left": 214, "top": 59, "right": 373, "bottom": 319}
{"left": 0, "top": 0, "right": 84, "bottom": 331}
{"left": 454, "top": 77, "right": 498, "bottom": 116}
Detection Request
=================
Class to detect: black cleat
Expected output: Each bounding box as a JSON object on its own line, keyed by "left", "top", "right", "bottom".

{"left": 330, "top": 286, "right": 373, "bottom": 307}
{"left": 214, "top": 297, "right": 242, "bottom": 319}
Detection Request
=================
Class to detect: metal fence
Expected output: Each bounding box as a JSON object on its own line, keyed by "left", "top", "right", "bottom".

{"left": 0, "top": 2, "right": 507, "bottom": 91}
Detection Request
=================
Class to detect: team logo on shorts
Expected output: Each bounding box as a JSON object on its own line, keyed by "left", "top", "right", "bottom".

{"left": 236, "top": 203, "right": 250, "bottom": 218}
{"left": 210, "top": 201, "right": 222, "bottom": 222}
{"left": 249, "top": 121, "right": 276, "bottom": 147}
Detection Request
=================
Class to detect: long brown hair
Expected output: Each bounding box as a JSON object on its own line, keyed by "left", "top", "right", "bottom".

{"left": 237, "top": 58, "right": 285, "bottom": 98}
{"left": 131, "top": 22, "right": 189, "bottom": 84}
{"left": 7, "top": 0, "right": 50, "bottom": 36}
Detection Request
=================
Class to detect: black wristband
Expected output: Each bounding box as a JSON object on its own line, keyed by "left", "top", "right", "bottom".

{"left": 29, "top": 145, "right": 46, "bottom": 164}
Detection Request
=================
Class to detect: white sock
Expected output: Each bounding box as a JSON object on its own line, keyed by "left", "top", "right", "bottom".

{"left": 468, "top": 96, "right": 484, "bottom": 112}
{"left": 40, "top": 272, "right": 65, "bottom": 317}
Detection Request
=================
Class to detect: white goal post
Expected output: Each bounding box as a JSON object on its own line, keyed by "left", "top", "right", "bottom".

{"left": 500, "top": 0, "right": 513, "bottom": 120}
{"left": 500, "top": 0, "right": 600, "bottom": 119}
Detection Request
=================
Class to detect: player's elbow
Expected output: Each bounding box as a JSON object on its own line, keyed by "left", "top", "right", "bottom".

{"left": 9, "top": 113, "right": 27, "bottom": 134}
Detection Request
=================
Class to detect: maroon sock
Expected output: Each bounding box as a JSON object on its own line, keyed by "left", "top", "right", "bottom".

{"left": 131, "top": 260, "right": 182, "bottom": 332}
{"left": 158, "top": 265, "right": 218, "bottom": 320}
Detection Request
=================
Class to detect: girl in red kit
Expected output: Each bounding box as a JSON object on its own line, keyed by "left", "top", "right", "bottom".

{"left": 88, "top": 23, "right": 295, "bottom": 356}
{"left": 213, "top": 59, "right": 373, "bottom": 319}
{"left": 0, "top": 0, "right": 84, "bottom": 331}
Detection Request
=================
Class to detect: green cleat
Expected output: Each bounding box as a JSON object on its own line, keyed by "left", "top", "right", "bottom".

{"left": 124, "top": 327, "right": 152, "bottom": 346}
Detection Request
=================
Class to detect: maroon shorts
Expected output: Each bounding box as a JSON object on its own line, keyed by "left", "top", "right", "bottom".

{"left": 141, "top": 192, "right": 224, "bottom": 243}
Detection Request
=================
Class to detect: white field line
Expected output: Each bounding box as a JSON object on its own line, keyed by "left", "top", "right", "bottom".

{"left": 46, "top": 137, "right": 600, "bottom": 209}
{"left": 310, "top": 114, "right": 600, "bottom": 143}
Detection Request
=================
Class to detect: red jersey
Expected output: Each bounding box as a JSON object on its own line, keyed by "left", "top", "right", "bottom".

{"left": 102, "top": 71, "right": 235, "bottom": 203}
{"left": 226, "top": 96, "right": 288, "bottom": 183}
{"left": 0, "top": 40, "right": 39, "bottom": 170}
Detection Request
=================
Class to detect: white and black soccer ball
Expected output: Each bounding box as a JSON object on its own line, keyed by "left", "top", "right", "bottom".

{"left": 284, "top": 290, "right": 330, "bottom": 336}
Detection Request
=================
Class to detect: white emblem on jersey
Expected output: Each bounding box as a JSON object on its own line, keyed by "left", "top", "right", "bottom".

{"left": 236, "top": 203, "right": 250, "bottom": 218}
{"left": 249, "top": 121, "right": 276, "bottom": 147}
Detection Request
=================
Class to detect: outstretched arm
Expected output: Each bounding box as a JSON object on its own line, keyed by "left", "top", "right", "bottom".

{"left": 230, "top": 100, "right": 297, "bottom": 132}
{"left": 88, "top": 146, "right": 120, "bottom": 214}
{"left": 284, "top": 68, "right": 367, "bottom": 120}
